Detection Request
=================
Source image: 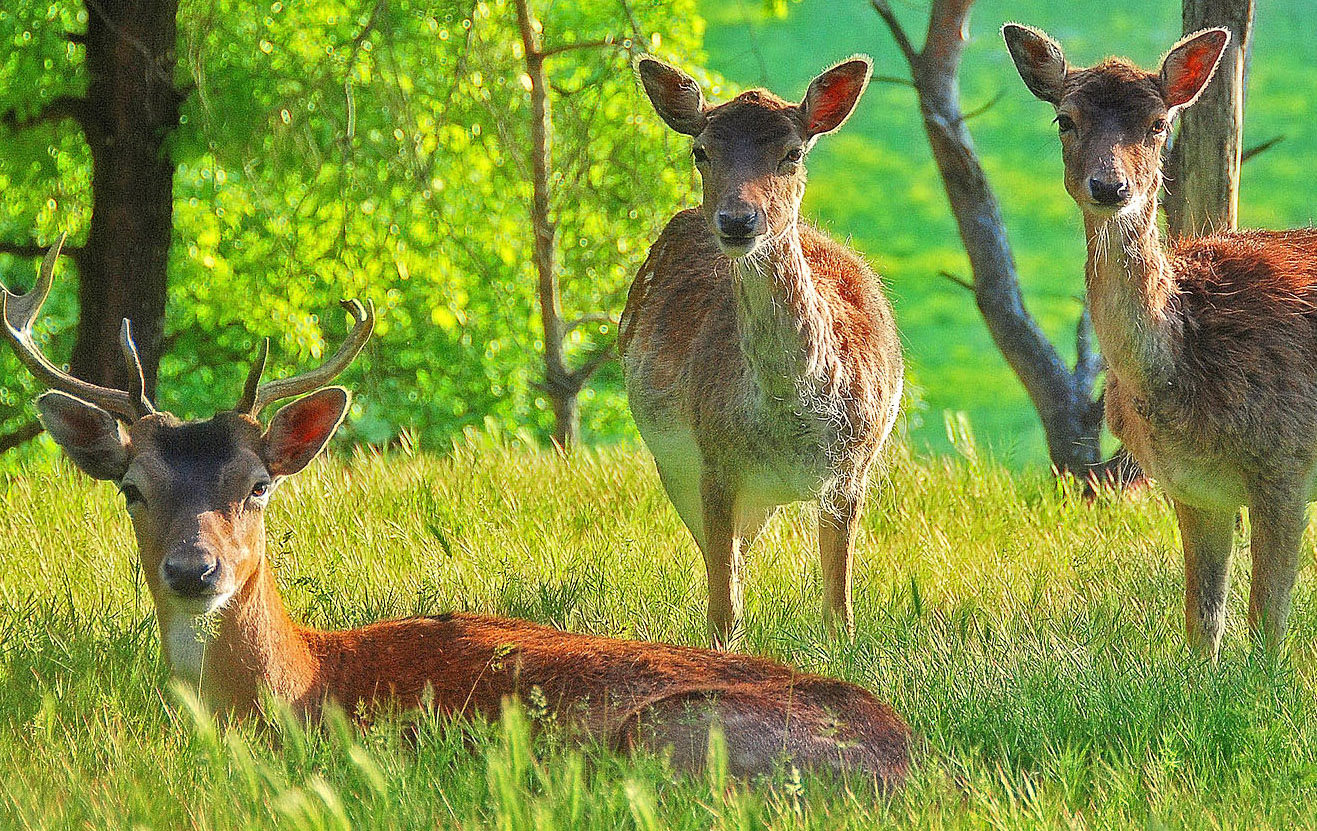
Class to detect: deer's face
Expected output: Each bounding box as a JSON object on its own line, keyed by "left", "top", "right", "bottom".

{"left": 638, "top": 56, "right": 872, "bottom": 258}
{"left": 37, "top": 389, "right": 350, "bottom": 618}
{"left": 1002, "top": 24, "right": 1230, "bottom": 221}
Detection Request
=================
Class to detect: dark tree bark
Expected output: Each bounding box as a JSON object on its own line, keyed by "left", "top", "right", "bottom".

{"left": 1164, "top": 0, "right": 1255, "bottom": 237}
{"left": 871, "top": 0, "right": 1103, "bottom": 475}
{"left": 513, "top": 0, "right": 618, "bottom": 449}
{"left": 1, "top": 0, "right": 181, "bottom": 405}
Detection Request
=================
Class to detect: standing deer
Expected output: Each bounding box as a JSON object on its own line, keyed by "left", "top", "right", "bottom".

{"left": 1, "top": 239, "right": 910, "bottom": 783}
{"left": 1003, "top": 25, "right": 1317, "bottom": 656}
{"left": 622, "top": 57, "right": 904, "bottom": 646}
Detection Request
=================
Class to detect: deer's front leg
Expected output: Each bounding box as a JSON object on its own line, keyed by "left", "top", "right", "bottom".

{"left": 701, "top": 473, "right": 744, "bottom": 648}
{"left": 1173, "top": 499, "right": 1236, "bottom": 659}
{"left": 1247, "top": 492, "right": 1307, "bottom": 652}
{"left": 819, "top": 489, "right": 861, "bottom": 638}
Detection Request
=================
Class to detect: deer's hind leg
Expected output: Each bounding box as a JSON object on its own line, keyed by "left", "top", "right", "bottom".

{"left": 1173, "top": 499, "right": 1236, "bottom": 658}
{"left": 819, "top": 484, "right": 864, "bottom": 638}
{"left": 1247, "top": 488, "right": 1308, "bottom": 652}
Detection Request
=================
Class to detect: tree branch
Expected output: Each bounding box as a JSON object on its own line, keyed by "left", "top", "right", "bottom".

{"left": 870, "top": 0, "right": 920, "bottom": 67}
{"left": 569, "top": 342, "right": 616, "bottom": 387}
{"left": 0, "top": 241, "right": 83, "bottom": 260}
{"left": 0, "top": 96, "right": 90, "bottom": 132}
{"left": 564, "top": 312, "right": 618, "bottom": 335}
{"left": 0, "top": 420, "right": 43, "bottom": 455}
{"left": 541, "top": 37, "right": 628, "bottom": 58}
{"left": 1241, "top": 134, "right": 1284, "bottom": 164}
{"left": 939, "top": 270, "right": 974, "bottom": 292}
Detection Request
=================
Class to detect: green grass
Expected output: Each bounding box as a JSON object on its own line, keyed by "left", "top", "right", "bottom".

{"left": 699, "top": 0, "right": 1317, "bottom": 464}
{"left": 5, "top": 436, "right": 1317, "bottom": 828}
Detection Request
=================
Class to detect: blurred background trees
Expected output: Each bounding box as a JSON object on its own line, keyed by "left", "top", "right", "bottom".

{"left": 1, "top": 0, "right": 706, "bottom": 453}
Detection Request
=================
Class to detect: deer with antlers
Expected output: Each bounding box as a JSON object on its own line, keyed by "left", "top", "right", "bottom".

{"left": 1003, "top": 25, "right": 1317, "bottom": 656}
{"left": 621, "top": 57, "right": 904, "bottom": 646}
{"left": 1, "top": 239, "right": 910, "bottom": 783}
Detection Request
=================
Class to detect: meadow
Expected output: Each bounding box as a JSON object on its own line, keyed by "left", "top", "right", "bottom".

{"left": 4, "top": 436, "right": 1317, "bottom": 828}
{"left": 701, "top": 0, "right": 1317, "bottom": 462}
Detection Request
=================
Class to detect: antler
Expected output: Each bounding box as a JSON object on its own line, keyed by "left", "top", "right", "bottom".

{"left": 236, "top": 298, "right": 374, "bottom": 416}
{"left": 2, "top": 235, "right": 154, "bottom": 422}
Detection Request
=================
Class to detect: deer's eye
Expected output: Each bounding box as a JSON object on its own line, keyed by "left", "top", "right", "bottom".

{"left": 118, "top": 483, "right": 144, "bottom": 507}
{"left": 691, "top": 146, "right": 709, "bottom": 164}
{"left": 1148, "top": 118, "right": 1169, "bottom": 137}
{"left": 782, "top": 147, "right": 804, "bottom": 165}
{"left": 250, "top": 482, "right": 270, "bottom": 500}
{"left": 1055, "top": 114, "right": 1076, "bottom": 134}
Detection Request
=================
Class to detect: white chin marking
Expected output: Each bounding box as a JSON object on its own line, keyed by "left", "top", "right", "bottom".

{"left": 163, "top": 590, "right": 234, "bottom": 682}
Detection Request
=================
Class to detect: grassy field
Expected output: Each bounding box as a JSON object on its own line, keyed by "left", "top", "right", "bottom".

{"left": 699, "top": 0, "right": 1317, "bottom": 463}
{"left": 4, "top": 438, "right": 1317, "bottom": 828}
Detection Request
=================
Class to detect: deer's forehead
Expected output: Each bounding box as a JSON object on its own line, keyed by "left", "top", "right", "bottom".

{"left": 701, "top": 95, "right": 803, "bottom": 150}
{"left": 127, "top": 414, "right": 265, "bottom": 485}
{"left": 1062, "top": 63, "right": 1166, "bottom": 126}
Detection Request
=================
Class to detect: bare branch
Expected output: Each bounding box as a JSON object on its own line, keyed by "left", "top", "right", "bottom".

{"left": 939, "top": 270, "right": 974, "bottom": 292}
{"left": 1241, "top": 134, "right": 1284, "bottom": 164}
{"left": 564, "top": 312, "right": 618, "bottom": 336}
{"left": 0, "top": 96, "right": 90, "bottom": 132}
{"left": 0, "top": 420, "right": 43, "bottom": 455}
{"left": 872, "top": 74, "right": 916, "bottom": 88}
{"left": 961, "top": 90, "right": 1005, "bottom": 122}
{"left": 541, "top": 37, "right": 629, "bottom": 58}
{"left": 870, "top": 0, "right": 920, "bottom": 67}
{"left": 0, "top": 241, "right": 83, "bottom": 260}
{"left": 569, "top": 342, "right": 616, "bottom": 387}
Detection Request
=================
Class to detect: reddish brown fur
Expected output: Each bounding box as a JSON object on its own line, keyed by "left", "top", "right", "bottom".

{"left": 625, "top": 58, "right": 903, "bottom": 645}
{"left": 1005, "top": 24, "right": 1317, "bottom": 655}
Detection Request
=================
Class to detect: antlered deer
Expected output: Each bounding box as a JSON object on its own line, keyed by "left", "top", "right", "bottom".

{"left": 1003, "top": 25, "right": 1317, "bottom": 656}
{"left": 1, "top": 239, "right": 910, "bottom": 783}
{"left": 622, "top": 57, "right": 904, "bottom": 646}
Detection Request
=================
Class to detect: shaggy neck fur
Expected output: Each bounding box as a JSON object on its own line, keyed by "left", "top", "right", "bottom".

{"left": 158, "top": 539, "right": 320, "bottom": 715}
{"left": 1083, "top": 193, "right": 1181, "bottom": 397}
{"left": 732, "top": 223, "right": 838, "bottom": 394}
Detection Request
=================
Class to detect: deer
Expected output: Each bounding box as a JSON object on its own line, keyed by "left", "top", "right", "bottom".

{"left": 621, "top": 57, "right": 904, "bottom": 647}
{"left": 1, "top": 239, "right": 910, "bottom": 784}
{"left": 1003, "top": 24, "right": 1317, "bottom": 657}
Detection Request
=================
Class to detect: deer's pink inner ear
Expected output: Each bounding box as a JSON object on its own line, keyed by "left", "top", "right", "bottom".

{"left": 801, "top": 62, "right": 869, "bottom": 136}
{"left": 1163, "top": 30, "right": 1229, "bottom": 108}
{"left": 264, "top": 388, "right": 349, "bottom": 477}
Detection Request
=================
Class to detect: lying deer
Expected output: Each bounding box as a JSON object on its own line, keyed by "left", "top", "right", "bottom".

{"left": 1003, "top": 25, "right": 1317, "bottom": 655}
{"left": 1, "top": 239, "right": 910, "bottom": 783}
{"left": 622, "top": 57, "right": 904, "bottom": 645}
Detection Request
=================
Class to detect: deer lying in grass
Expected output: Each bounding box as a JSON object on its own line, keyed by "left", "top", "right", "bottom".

{"left": 1, "top": 240, "right": 910, "bottom": 784}
{"left": 622, "top": 57, "right": 904, "bottom": 646}
{"left": 1003, "top": 25, "right": 1317, "bottom": 656}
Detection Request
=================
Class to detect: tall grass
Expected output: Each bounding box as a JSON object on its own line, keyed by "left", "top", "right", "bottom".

{"left": 3, "top": 435, "right": 1317, "bottom": 828}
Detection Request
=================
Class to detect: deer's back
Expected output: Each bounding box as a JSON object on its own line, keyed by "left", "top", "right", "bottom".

{"left": 309, "top": 612, "right": 910, "bottom": 781}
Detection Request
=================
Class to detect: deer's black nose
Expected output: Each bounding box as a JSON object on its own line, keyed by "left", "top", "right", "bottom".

{"left": 714, "top": 209, "right": 764, "bottom": 239}
{"left": 1089, "top": 178, "right": 1131, "bottom": 206}
{"left": 162, "top": 553, "right": 222, "bottom": 598}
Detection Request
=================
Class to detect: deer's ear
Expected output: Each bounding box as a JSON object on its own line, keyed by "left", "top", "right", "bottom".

{"left": 1160, "top": 28, "right": 1230, "bottom": 111}
{"left": 1002, "top": 24, "right": 1067, "bottom": 106}
{"left": 262, "top": 387, "right": 350, "bottom": 477}
{"left": 36, "top": 391, "right": 130, "bottom": 481}
{"left": 799, "top": 57, "right": 871, "bottom": 137}
{"left": 637, "top": 57, "right": 707, "bottom": 136}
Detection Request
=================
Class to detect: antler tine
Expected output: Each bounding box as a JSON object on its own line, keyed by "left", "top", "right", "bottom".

{"left": 1, "top": 235, "right": 142, "bottom": 422}
{"left": 119, "top": 319, "right": 157, "bottom": 419}
{"left": 246, "top": 298, "right": 374, "bottom": 416}
{"left": 235, "top": 337, "right": 270, "bottom": 415}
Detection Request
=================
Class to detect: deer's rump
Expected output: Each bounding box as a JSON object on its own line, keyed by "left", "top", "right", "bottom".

{"left": 315, "top": 612, "right": 910, "bottom": 784}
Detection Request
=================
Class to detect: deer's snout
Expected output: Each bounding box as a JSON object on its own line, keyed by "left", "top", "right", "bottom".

{"left": 1088, "top": 177, "right": 1131, "bottom": 207}
{"left": 162, "top": 549, "right": 223, "bottom": 598}
{"left": 714, "top": 207, "right": 765, "bottom": 242}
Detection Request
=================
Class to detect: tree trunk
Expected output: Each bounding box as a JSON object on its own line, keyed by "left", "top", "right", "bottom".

{"left": 69, "top": 0, "right": 183, "bottom": 397}
{"left": 1164, "top": 0, "right": 1254, "bottom": 237}
{"left": 872, "top": 0, "right": 1104, "bottom": 475}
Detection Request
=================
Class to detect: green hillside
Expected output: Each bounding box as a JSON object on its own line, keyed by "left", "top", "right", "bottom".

{"left": 700, "top": 0, "right": 1317, "bottom": 463}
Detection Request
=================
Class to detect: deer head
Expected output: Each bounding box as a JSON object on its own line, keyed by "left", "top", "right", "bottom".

{"left": 2, "top": 237, "right": 374, "bottom": 619}
{"left": 637, "top": 56, "right": 872, "bottom": 258}
{"left": 1002, "top": 24, "right": 1229, "bottom": 218}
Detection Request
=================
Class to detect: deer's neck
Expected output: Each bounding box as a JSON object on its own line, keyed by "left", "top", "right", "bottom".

{"left": 1083, "top": 197, "right": 1180, "bottom": 396}
{"left": 733, "top": 225, "right": 837, "bottom": 390}
{"left": 162, "top": 552, "right": 321, "bottom": 715}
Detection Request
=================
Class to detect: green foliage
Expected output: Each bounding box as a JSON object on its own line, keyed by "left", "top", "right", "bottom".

{"left": 1, "top": 0, "right": 709, "bottom": 449}
{"left": 6, "top": 441, "right": 1317, "bottom": 826}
